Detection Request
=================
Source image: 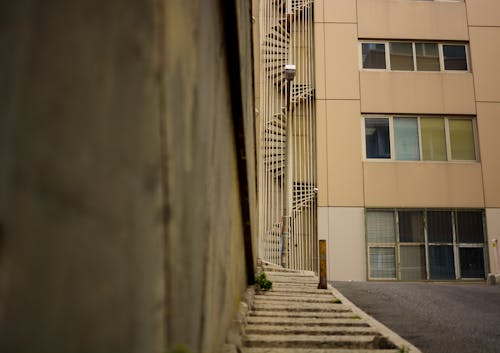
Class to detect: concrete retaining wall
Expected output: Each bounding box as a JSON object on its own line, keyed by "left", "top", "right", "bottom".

{"left": 0, "top": 1, "right": 257, "bottom": 353}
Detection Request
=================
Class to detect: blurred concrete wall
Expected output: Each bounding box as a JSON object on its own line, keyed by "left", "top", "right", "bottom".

{"left": 0, "top": 1, "right": 257, "bottom": 353}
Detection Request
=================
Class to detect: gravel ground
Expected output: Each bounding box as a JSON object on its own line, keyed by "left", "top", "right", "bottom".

{"left": 332, "top": 281, "right": 500, "bottom": 353}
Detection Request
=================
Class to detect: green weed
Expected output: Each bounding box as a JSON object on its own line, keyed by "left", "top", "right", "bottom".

{"left": 255, "top": 272, "right": 273, "bottom": 291}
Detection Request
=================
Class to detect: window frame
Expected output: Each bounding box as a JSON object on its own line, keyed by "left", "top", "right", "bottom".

{"left": 366, "top": 208, "right": 488, "bottom": 281}
{"left": 359, "top": 40, "right": 389, "bottom": 71}
{"left": 359, "top": 40, "right": 470, "bottom": 73}
{"left": 441, "top": 42, "right": 470, "bottom": 72}
{"left": 362, "top": 115, "right": 479, "bottom": 162}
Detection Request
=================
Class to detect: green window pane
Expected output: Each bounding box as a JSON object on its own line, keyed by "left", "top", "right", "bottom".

{"left": 390, "top": 42, "right": 414, "bottom": 71}
{"left": 394, "top": 117, "right": 419, "bottom": 160}
{"left": 449, "top": 119, "right": 475, "bottom": 160}
{"left": 421, "top": 117, "right": 446, "bottom": 161}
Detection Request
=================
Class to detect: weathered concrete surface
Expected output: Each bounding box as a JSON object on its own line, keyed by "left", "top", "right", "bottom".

{"left": 0, "top": 1, "right": 257, "bottom": 353}
{"left": 0, "top": 2, "right": 164, "bottom": 353}
{"left": 242, "top": 268, "right": 406, "bottom": 352}
{"left": 243, "top": 349, "right": 401, "bottom": 353}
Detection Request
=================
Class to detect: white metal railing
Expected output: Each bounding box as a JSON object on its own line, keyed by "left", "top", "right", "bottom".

{"left": 258, "top": 0, "right": 317, "bottom": 272}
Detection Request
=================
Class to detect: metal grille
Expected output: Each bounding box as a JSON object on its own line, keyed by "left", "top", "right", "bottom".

{"left": 258, "top": 0, "right": 317, "bottom": 271}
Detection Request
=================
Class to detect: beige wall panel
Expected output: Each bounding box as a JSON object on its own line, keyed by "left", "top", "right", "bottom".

{"left": 486, "top": 209, "right": 500, "bottom": 274}
{"left": 363, "top": 163, "right": 484, "bottom": 208}
{"left": 466, "top": 0, "right": 500, "bottom": 27}
{"left": 314, "top": 23, "right": 326, "bottom": 100}
{"left": 328, "top": 207, "right": 366, "bottom": 281}
{"left": 324, "top": 0, "right": 357, "bottom": 23}
{"left": 357, "top": 0, "right": 468, "bottom": 40}
{"left": 326, "top": 100, "right": 364, "bottom": 206}
{"left": 314, "top": 0, "right": 324, "bottom": 23}
{"left": 469, "top": 27, "right": 500, "bottom": 102}
{"left": 316, "top": 100, "right": 328, "bottom": 206}
{"left": 324, "top": 24, "right": 360, "bottom": 99}
{"left": 360, "top": 71, "right": 476, "bottom": 115}
{"left": 318, "top": 207, "right": 329, "bottom": 241}
{"left": 477, "top": 103, "right": 500, "bottom": 207}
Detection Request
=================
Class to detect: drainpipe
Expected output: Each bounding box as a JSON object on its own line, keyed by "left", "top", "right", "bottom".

{"left": 281, "top": 64, "right": 296, "bottom": 268}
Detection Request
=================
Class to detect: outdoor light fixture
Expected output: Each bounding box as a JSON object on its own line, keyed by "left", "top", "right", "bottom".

{"left": 284, "top": 64, "right": 296, "bottom": 81}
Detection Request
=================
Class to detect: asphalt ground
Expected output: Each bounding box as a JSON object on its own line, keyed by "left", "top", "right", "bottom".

{"left": 332, "top": 281, "right": 500, "bottom": 353}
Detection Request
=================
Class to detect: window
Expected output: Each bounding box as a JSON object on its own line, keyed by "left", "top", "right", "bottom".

{"left": 366, "top": 209, "right": 487, "bottom": 281}
{"left": 367, "top": 211, "right": 396, "bottom": 279}
{"left": 360, "top": 41, "right": 469, "bottom": 72}
{"left": 415, "top": 42, "right": 440, "bottom": 71}
{"left": 398, "top": 211, "right": 424, "bottom": 242}
{"left": 443, "top": 44, "right": 468, "bottom": 71}
{"left": 421, "top": 117, "right": 446, "bottom": 161}
{"left": 394, "top": 117, "right": 419, "bottom": 160}
{"left": 456, "top": 211, "right": 484, "bottom": 243}
{"left": 429, "top": 245, "right": 455, "bottom": 280}
{"left": 390, "top": 42, "right": 414, "bottom": 71}
{"left": 449, "top": 119, "right": 476, "bottom": 160}
{"left": 428, "top": 211, "right": 453, "bottom": 243}
{"left": 363, "top": 115, "right": 477, "bottom": 162}
{"left": 400, "top": 246, "right": 426, "bottom": 280}
{"left": 365, "top": 118, "right": 390, "bottom": 159}
{"left": 362, "top": 43, "right": 386, "bottom": 69}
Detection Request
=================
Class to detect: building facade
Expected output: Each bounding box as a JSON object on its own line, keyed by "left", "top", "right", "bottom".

{"left": 315, "top": 0, "right": 500, "bottom": 281}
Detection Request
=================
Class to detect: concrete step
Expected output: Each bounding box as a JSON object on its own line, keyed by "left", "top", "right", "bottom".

{"left": 256, "top": 290, "right": 332, "bottom": 297}
{"left": 245, "top": 324, "right": 377, "bottom": 336}
{"left": 268, "top": 287, "right": 331, "bottom": 295}
{"left": 252, "top": 302, "right": 348, "bottom": 312}
{"left": 265, "top": 271, "right": 315, "bottom": 278}
{"left": 247, "top": 316, "right": 369, "bottom": 327}
{"left": 242, "top": 348, "right": 400, "bottom": 353}
{"left": 267, "top": 277, "right": 319, "bottom": 284}
{"left": 249, "top": 311, "right": 357, "bottom": 319}
{"left": 243, "top": 334, "right": 378, "bottom": 349}
{"left": 254, "top": 295, "right": 339, "bottom": 304}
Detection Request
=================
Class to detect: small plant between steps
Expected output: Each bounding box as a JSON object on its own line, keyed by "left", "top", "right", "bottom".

{"left": 255, "top": 272, "right": 273, "bottom": 291}
{"left": 398, "top": 346, "right": 410, "bottom": 353}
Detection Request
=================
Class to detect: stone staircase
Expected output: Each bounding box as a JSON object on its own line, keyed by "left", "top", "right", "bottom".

{"left": 241, "top": 265, "right": 401, "bottom": 353}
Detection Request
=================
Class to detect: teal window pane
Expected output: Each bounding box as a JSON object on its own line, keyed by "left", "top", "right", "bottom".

{"left": 394, "top": 117, "right": 419, "bottom": 160}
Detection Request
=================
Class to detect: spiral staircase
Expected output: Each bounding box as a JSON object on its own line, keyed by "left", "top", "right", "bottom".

{"left": 258, "top": 0, "right": 317, "bottom": 271}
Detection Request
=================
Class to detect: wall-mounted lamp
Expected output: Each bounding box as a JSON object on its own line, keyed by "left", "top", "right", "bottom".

{"left": 284, "top": 64, "right": 296, "bottom": 81}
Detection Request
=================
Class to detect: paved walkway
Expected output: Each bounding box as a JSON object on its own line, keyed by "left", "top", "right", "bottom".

{"left": 334, "top": 281, "right": 500, "bottom": 353}
{"left": 240, "top": 265, "right": 417, "bottom": 353}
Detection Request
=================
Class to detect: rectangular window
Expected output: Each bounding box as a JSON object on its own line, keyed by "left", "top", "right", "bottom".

{"left": 370, "top": 247, "right": 396, "bottom": 279}
{"left": 367, "top": 211, "right": 395, "bottom": 243}
{"left": 398, "top": 211, "right": 424, "bottom": 242}
{"left": 457, "top": 211, "right": 484, "bottom": 243}
{"left": 429, "top": 245, "right": 455, "bottom": 280}
{"left": 443, "top": 44, "right": 468, "bottom": 71}
{"left": 421, "top": 117, "right": 447, "bottom": 161}
{"left": 364, "top": 115, "right": 477, "bottom": 162}
{"left": 449, "top": 119, "right": 475, "bottom": 160}
{"left": 390, "top": 42, "right": 414, "bottom": 71}
{"left": 362, "top": 43, "right": 386, "bottom": 69}
{"left": 415, "top": 42, "right": 440, "bottom": 71}
{"left": 367, "top": 209, "right": 486, "bottom": 281}
{"left": 394, "top": 117, "right": 419, "bottom": 160}
{"left": 459, "top": 248, "right": 485, "bottom": 278}
{"left": 360, "top": 41, "right": 469, "bottom": 72}
{"left": 427, "top": 211, "right": 453, "bottom": 243}
{"left": 365, "top": 118, "right": 391, "bottom": 159}
{"left": 400, "top": 246, "right": 426, "bottom": 280}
